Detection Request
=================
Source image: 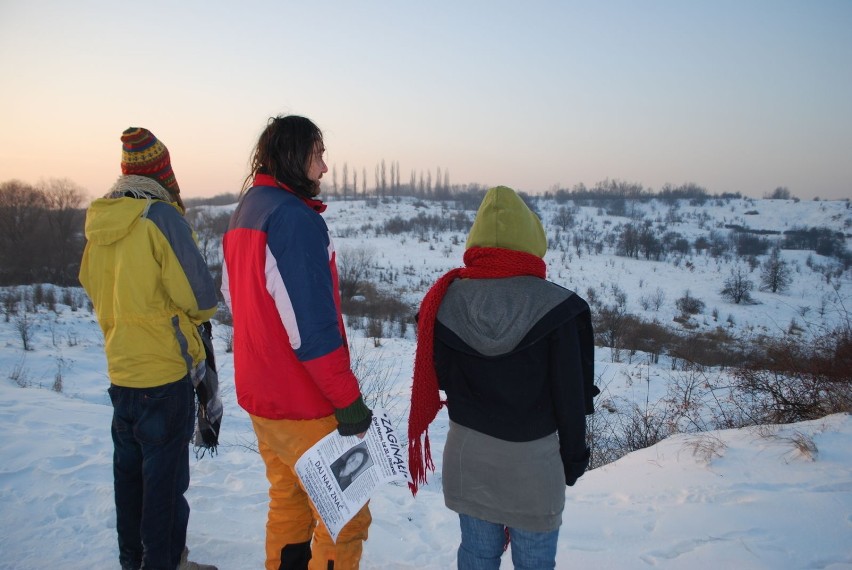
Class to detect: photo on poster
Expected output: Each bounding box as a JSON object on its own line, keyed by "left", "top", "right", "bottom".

{"left": 330, "top": 442, "right": 373, "bottom": 491}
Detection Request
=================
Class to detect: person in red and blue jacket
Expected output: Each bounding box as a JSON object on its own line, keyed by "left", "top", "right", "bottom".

{"left": 221, "top": 115, "right": 372, "bottom": 570}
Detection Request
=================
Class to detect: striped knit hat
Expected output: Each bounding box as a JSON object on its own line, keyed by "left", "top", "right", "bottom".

{"left": 120, "top": 127, "right": 181, "bottom": 196}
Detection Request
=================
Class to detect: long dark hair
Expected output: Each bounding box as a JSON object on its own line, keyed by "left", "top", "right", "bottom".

{"left": 243, "top": 115, "right": 323, "bottom": 198}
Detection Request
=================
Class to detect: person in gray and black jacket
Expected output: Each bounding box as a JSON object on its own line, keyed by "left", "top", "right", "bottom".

{"left": 408, "top": 186, "right": 597, "bottom": 570}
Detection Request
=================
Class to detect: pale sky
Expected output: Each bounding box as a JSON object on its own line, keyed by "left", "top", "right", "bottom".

{"left": 1, "top": 0, "right": 850, "bottom": 200}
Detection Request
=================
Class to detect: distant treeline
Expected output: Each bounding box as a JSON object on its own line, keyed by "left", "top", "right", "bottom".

{"left": 2, "top": 177, "right": 849, "bottom": 287}
{"left": 186, "top": 180, "right": 741, "bottom": 209}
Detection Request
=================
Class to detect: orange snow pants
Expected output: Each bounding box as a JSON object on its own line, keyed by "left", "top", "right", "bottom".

{"left": 251, "top": 414, "right": 372, "bottom": 570}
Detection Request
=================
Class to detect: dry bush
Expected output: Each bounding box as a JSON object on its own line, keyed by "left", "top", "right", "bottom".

{"left": 683, "top": 433, "right": 727, "bottom": 465}
{"left": 340, "top": 281, "right": 412, "bottom": 340}
{"left": 755, "top": 426, "right": 819, "bottom": 462}
{"left": 675, "top": 290, "right": 705, "bottom": 315}
{"left": 668, "top": 327, "right": 742, "bottom": 369}
{"left": 720, "top": 266, "right": 755, "bottom": 304}
{"left": 349, "top": 341, "right": 405, "bottom": 420}
{"left": 586, "top": 377, "right": 677, "bottom": 468}
{"left": 619, "top": 317, "right": 675, "bottom": 364}
{"left": 786, "top": 431, "right": 818, "bottom": 462}
{"left": 337, "top": 244, "right": 376, "bottom": 300}
{"left": 9, "top": 358, "right": 31, "bottom": 388}
{"left": 733, "top": 324, "right": 852, "bottom": 424}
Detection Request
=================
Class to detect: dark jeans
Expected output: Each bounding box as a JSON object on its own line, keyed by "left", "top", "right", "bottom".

{"left": 108, "top": 375, "right": 195, "bottom": 570}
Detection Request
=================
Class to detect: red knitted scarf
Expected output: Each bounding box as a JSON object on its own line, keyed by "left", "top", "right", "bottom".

{"left": 407, "top": 246, "right": 546, "bottom": 495}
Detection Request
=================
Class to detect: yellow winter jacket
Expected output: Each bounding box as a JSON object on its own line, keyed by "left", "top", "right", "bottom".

{"left": 79, "top": 176, "right": 218, "bottom": 388}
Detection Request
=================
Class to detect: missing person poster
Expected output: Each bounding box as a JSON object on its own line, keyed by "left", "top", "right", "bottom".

{"left": 295, "top": 408, "right": 410, "bottom": 542}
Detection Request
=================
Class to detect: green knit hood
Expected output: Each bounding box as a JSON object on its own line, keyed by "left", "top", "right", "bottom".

{"left": 465, "top": 186, "right": 547, "bottom": 258}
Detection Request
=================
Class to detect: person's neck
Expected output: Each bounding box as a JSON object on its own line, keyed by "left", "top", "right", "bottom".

{"left": 252, "top": 174, "right": 326, "bottom": 213}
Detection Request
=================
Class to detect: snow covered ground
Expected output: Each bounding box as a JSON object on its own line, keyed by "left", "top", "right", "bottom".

{"left": 1, "top": 195, "right": 851, "bottom": 569}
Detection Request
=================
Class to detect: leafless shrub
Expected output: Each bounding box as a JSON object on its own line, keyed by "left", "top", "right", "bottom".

{"left": 214, "top": 303, "right": 232, "bottom": 327}
{"left": 9, "top": 359, "right": 30, "bottom": 388}
{"left": 619, "top": 317, "right": 674, "bottom": 365}
{"left": 585, "top": 380, "right": 626, "bottom": 469}
{"left": 586, "top": 372, "right": 677, "bottom": 467}
{"left": 349, "top": 341, "right": 405, "bottom": 420}
{"left": 612, "top": 400, "right": 675, "bottom": 456}
{"left": 638, "top": 287, "right": 665, "bottom": 312}
{"left": 593, "top": 285, "right": 628, "bottom": 362}
{"left": 721, "top": 266, "right": 755, "bottom": 304}
{"left": 15, "top": 313, "right": 34, "bottom": 351}
{"left": 52, "top": 357, "right": 67, "bottom": 393}
{"left": 755, "top": 426, "right": 819, "bottom": 462}
{"left": 221, "top": 326, "right": 234, "bottom": 354}
{"left": 366, "top": 318, "right": 384, "bottom": 347}
{"left": 337, "top": 245, "right": 376, "bottom": 300}
{"left": 732, "top": 324, "right": 852, "bottom": 424}
{"left": 675, "top": 290, "right": 705, "bottom": 315}
{"left": 2, "top": 288, "right": 20, "bottom": 322}
{"left": 184, "top": 209, "right": 231, "bottom": 270}
{"left": 341, "top": 281, "right": 412, "bottom": 341}
{"left": 61, "top": 288, "right": 77, "bottom": 311}
{"left": 683, "top": 433, "right": 727, "bottom": 465}
{"left": 668, "top": 328, "right": 742, "bottom": 369}
{"left": 44, "top": 285, "right": 57, "bottom": 313}
{"left": 786, "top": 431, "right": 818, "bottom": 462}
{"left": 33, "top": 284, "right": 45, "bottom": 307}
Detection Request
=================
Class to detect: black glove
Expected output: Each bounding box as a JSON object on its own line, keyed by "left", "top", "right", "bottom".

{"left": 335, "top": 395, "right": 373, "bottom": 436}
{"left": 562, "top": 446, "right": 591, "bottom": 486}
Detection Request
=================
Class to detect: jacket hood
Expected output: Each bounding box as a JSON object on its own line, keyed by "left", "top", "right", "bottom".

{"left": 84, "top": 176, "right": 176, "bottom": 246}
{"left": 438, "top": 276, "right": 575, "bottom": 355}
{"left": 465, "top": 186, "right": 546, "bottom": 258}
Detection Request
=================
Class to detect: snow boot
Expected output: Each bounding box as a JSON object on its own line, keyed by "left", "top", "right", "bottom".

{"left": 177, "top": 547, "right": 217, "bottom": 570}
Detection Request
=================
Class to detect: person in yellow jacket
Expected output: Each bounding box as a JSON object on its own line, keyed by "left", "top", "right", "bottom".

{"left": 79, "top": 127, "right": 219, "bottom": 570}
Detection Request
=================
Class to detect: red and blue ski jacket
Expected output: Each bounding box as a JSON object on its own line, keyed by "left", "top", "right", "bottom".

{"left": 221, "top": 174, "right": 361, "bottom": 420}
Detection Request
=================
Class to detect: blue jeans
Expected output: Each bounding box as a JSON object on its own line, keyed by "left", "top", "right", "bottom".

{"left": 108, "top": 375, "right": 195, "bottom": 570}
{"left": 458, "top": 514, "right": 560, "bottom": 570}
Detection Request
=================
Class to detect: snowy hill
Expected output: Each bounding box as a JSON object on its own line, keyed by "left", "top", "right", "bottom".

{"left": 1, "top": 195, "right": 850, "bottom": 569}
{"left": 329, "top": 196, "right": 849, "bottom": 333}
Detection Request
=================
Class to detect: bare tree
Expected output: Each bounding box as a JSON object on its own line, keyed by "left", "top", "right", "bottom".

{"left": 337, "top": 245, "right": 376, "bottom": 300}
{"left": 594, "top": 285, "right": 628, "bottom": 362}
{"left": 185, "top": 209, "right": 231, "bottom": 274}
{"left": 2, "top": 288, "right": 20, "bottom": 322}
{"left": 0, "top": 180, "right": 48, "bottom": 284}
{"left": 760, "top": 247, "right": 792, "bottom": 293}
{"left": 766, "top": 186, "right": 792, "bottom": 199}
{"left": 616, "top": 223, "right": 641, "bottom": 258}
{"left": 676, "top": 290, "right": 705, "bottom": 316}
{"left": 721, "top": 266, "right": 755, "bottom": 304}
{"left": 40, "top": 178, "right": 87, "bottom": 284}
{"left": 552, "top": 206, "right": 576, "bottom": 231}
{"left": 362, "top": 168, "right": 368, "bottom": 198}
{"left": 15, "top": 312, "right": 34, "bottom": 351}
